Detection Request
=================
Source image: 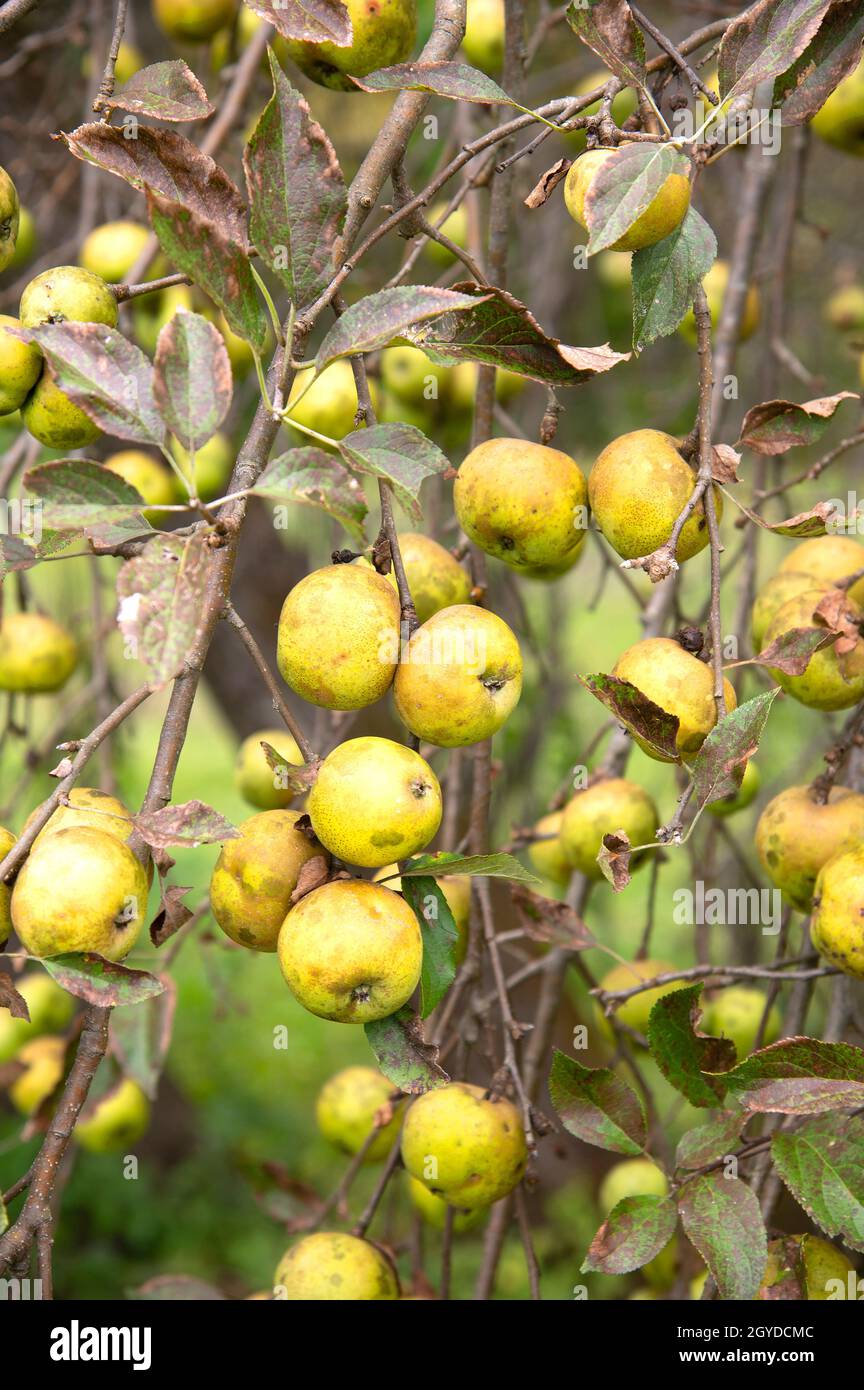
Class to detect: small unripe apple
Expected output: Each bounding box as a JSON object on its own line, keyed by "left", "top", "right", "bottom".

{"left": 380, "top": 345, "right": 447, "bottom": 405}
{"left": 234, "top": 728, "right": 303, "bottom": 810}
{"left": 9, "top": 1035, "right": 66, "bottom": 1115}
{"left": 811, "top": 845, "right": 864, "bottom": 979}
{"left": 103, "top": 450, "right": 179, "bottom": 524}
{"left": 170, "top": 431, "right": 233, "bottom": 501}
{"left": 0, "top": 972, "right": 75, "bottom": 1063}
{"left": 810, "top": 58, "right": 864, "bottom": 155}
{"left": 19, "top": 265, "right": 118, "bottom": 328}
{"left": 23, "top": 787, "right": 135, "bottom": 849}
{"left": 274, "top": 1232, "right": 399, "bottom": 1300}
{"left": 679, "top": 260, "right": 760, "bottom": 344}
{"left": 153, "top": 0, "right": 238, "bottom": 43}
{"left": 79, "top": 222, "right": 151, "bottom": 284}
{"left": 277, "top": 564, "right": 400, "bottom": 711}
{"left": 425, "top": 201, "right": 469, "bottom": 267}
{"left": 527, "top": 811, "right": 570, "bottom": 887}
{"left": 210, "top": 809, "right": 328, "bottom": 952}
{"left": 612, "top": 637, "right": 737, "bottom": 762}
{"left": 756, "top": 784, "right": 864, "bottom": 914}
{"left": 599, "top": 1157, "right": 668, "bottom": 1214}
{"left": 401, "top": 1081, "right": 528, "bottom": 1209}
{"left": 308, "top": 735, "right": 442, "bottom": 868}
{"left": 589, "top": 429, "right": 722, "bottom": 564}
{"left": 462, "top": 0, "right": 504, "bottom": 73}
{"left": 706, "top": 760, "right": 760, "bottom": 818}
{"left": 396, "top": 532, "right": 472, "bottom": 623}
{"left": 565, "top": 148, "right": 690, "bottom": 252}
{"left": 281, "top": 0, "right": 416, "bottom": 91}
{"left": 407, "top": 1174, "right": 485, "bottom": 1232}
{"left": 0, "top": 612, "right": 78, "bottom": 693}
{"left": 560, "top": 778, "right": 659, "bottom": 879}
{"left": 765, "top": 589, "right": 864, "bottom": 710}
{"left": 316, "top": 1066, "right": 402, "bottom": 1160}
{"left": 595, "top": 959, "right": 688, "bottom": 1040}
{"left": 286, "top": 361, "right": 378, "bottom": 442}
{"left": 277, "top": 879, "right": 423, "bottom": 1023}
{"left": 74, "top": 1076, "right": 150, "bottom": 1152}
{"left": 702, "top": 986, "right": 781, "bottom": 1056}
{"left": 11, "top": 826, "right": 149, "bottom": 961}
{"left": 394, "top": 604, "right": 523, "bottom": 747}
{"left": 777, "top": 534, "right": 864, "bottom": 607}
{"left": 758, "top": 1234, "right": 858, "bottom": 1299}
{"left": 22, "top": 369, "right": 102, "bottom": 449}
{"left": 455, "top": 437, "right": 588, "bottom": 573}
{"left": 0, "top": 315, "right": 42, "bottom": 415}
{"left": 0, "top": 164, "right": 20, "bottom": 272}
{"left": 825, "top": 283, "right": 864, "bottom": 333}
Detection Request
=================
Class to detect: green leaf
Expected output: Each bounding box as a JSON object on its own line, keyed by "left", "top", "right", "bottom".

{"left": 771, "top": 1113, "right": 864, "bottom": 1252}
{"left": 416, "top": 281, "right": 629, "bottom": 385}
{"left": 364, "top": 1006, "right": 449, "bottom": 1094}
{"left": 690, "top": 690, "right": 779, "bottom": 817}
{"left": 244, "top": 52, "right": 346, "bottom": 312}
{"left": 549, "top": 1050, "right": 646, "bottom": 1154}
{"left": 583, "top": 143, "right": 691, "bottom": 257}
{"left": 41, "top": 955, "right": 166, "bottom": 1008}
{"left": 401, "top": 875, "right": 460, "bottom": 1018}
{"left": 353, "top": 60, "right": 518, "bottom": 105}
{"left": 401, "top": 851, "right": 539, "bottom": 883}
{"left": 675, "top": 1112, "right": 747, "bottom": 1171}
{"left": 338, "top": 422, "right": 450, "bottom": 524}
{"left": 677, "top": 1171, "right": 767, "bottom": 1300}
{"left": 647, "top": 984, "right": 737, "bottom": 1108}
{"left": 714, "top": 1038, "right": 864, "bottom": 1114}
{"left": 20, "top": 323, "right": 166, "bottom": 446}
{"left": 106, "top": 60, "right": 214, "bottom": 121}
{"left": 251, "top": 447, "right": 368, "bottom": 542}
{"left": 631, "top": 208, "right": 716, "bottom": 351}
{"left": 315, "top": 286, "right": 482, "bottom": 371}
{"left": 153, "top": 310, "right": 232, "bottom": 454}
{"left": 583, "top": 1194, "right": 676, "bottom": 1275}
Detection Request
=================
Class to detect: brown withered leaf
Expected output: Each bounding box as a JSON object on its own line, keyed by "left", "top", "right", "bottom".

{"left": 711, "top": 444, "right": 742, "bottom": 484}
{"left": 260, "top": 742, "right": 318, "bottom": 795}
{"left": 510, "top": 883, "right": 596, "bottom": 950}
{"left": 524, "top": 158, "right": 572, "bottom": 209}
{"left": 736, "top": 391, "right": 858, "bottom": 454}
{"left": 150, "top": 884, "right": 195, "bottom": 949}
{"left": 756, "top": 625, "right": 839, "bottom": 674}
{"left": 0, "top": 972, "right": 29, "bottom": 1021}
{"left": 597, "top": 831, "right": 633, "bottom": 892}
{"left": 290, "top": 855, "right": 330, "bottom": 905}
{"left": 814, "top": 589, "right": 862, "bottom": 660}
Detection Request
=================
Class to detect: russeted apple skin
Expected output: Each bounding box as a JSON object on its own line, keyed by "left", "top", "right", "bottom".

{"left": 454, "top": 437, "right": 588, "bottom": 572}
{"left": 756, "top": 784, "right": 864, "bottom": 914}
{"left": 393, "top": 604, "right": 523, "bottom": 747}
{"left": 588, "top": 430, "right": 721, "bottom": 564}
{"left": 274, "top": 1232, "right": 399, "bottom": 1300}
{"left": 811, "top": 846, "right": 864, "bottom": 979}
{"left": 611, "top": 637, "right": 737, "bottom": 762}
{"left": 397, "top": 532, "right": 472, "bottom": 622}
{"left": 765, "top": 590, "right": 864, "bottom": 710}
{"left": 560, "top": 778, "right": 659, "bottom": 880}
{"left": 210, "top": 809, "right": 329, "bottom": 952}
{"left": 0, "top": 612, "right": 78, "bottom": 694}
{"left": 564, "top": 148, "right": 690, "bottom": 252}
{"left": 234, "top": 728, "right": 302, "bottom": 811}
{"left": 11, "top": 826, "right": 149, "bottom": 961}
{"left": 777, "top": 534, "right": 864, "bottom": 608}
{"left": 316, "top": 1066, "right": 402, "bottom": 1162}
{"left": 401, "top": 1081, "right": 528, "bottom": 1209}
{"left": 277, "top": 564, "right": 400, "bottom": 711}
{"left": 277, "top": 879, "right": 422, "bottom": 1023}
{"left": 281, "top": 0, "right": 417, "bottom": 92}
{"left": 307, "top": 736, "right": 442, "bottom": 868}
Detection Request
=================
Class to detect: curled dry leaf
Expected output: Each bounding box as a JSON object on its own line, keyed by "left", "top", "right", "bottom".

{"left": 524, "top": 159, "right": 572, "bottom": 210}
{"left": 596, "top": 830, "right": 633, "bottom": 892}
{"left": 736, "top": 391, "right": 858, "bottom": 455}
{"left": 510, "top": 883, "right": 596, "bottom": 950}
{"left": 150, "top": 884, "right": 194, "bottom": 948}
{"left": 0, "top": 973, "right": 29, "bottom": 1022}
{"left": 711, "top": 444, "right": 742, "bottom": 484}
{"left": 290, "top": 855, "right": 331, "bottom": 905}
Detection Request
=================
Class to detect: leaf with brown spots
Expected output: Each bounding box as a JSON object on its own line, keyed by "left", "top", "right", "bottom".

{"left": 105, "top": 60, "right": 214, "bottom": 121}
{"left": 133, "top": 801, "right": 238, "bottom": 851}
{"left": 353, "top": 60, "right": 518, "bottom": 105}
{"left": 579, "top": 673, "right": 681, "bottom": 761}
{"left": 565, "top": 0, "right": 647, "bottom": 93}
{"left": 596, "top": 830, "right": 634, "bottom": 891}
{"left": 510, "top": 884, "right": 596, "bottom": 949}
{"left": 524, "top": 158, "right": 572, "bottom": 210}
{"left": 153, "top": 311, "right": 232, "bottom": 454}
{"left": 718, "top": 0, "right": 834, "bottom": 102}
{"left": 690, "top": 690, "right": 779, "bottom": 816}
{"left": 549, "top": 1050, "right": 646, "bottom": 1154}
{"left": 0, "top": 972, "right": 29, "bottom": 1022}
{"left": 150, "top": 884, "right": 194, "bottom": 948}
{"left": 774, "top": 1, "right": 864, "bottom": 123}
{"left": 755, "top": 625, "right": 839, "bottom": 674}
{"left": 647, "top": 983, "right": 737, "bottom": 1108}
{"left": 736, "top": 391, "right": 858, "bottom": 454}
{"left": 41, "top": 954, "right": 165, "bottom": 1008}
{"left": 364, "top": 1006, "right": 449, "bottom": 1094}
{"left": 711, "top": 444, "right": 742, "bottom": 484}
{"left": 244, "top": 0, "right": 352, "bottom": 44}
{"left": 583, "top": 1195, "right": 678, "bottom": 1275}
